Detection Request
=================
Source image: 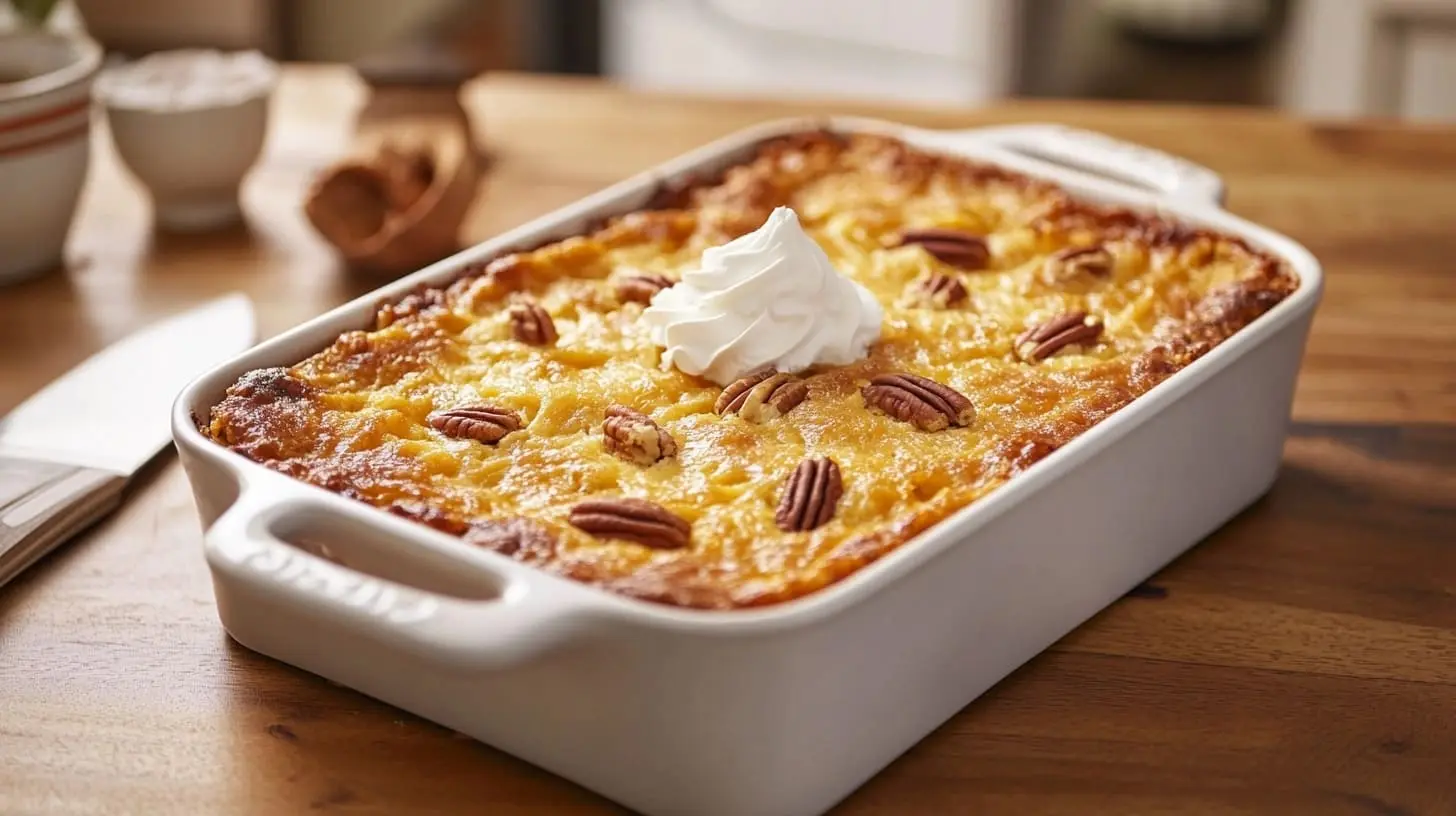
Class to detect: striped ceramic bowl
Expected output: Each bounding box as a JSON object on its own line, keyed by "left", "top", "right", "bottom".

{"left": 0, "top": 31, "right": 103, "bottom": 285}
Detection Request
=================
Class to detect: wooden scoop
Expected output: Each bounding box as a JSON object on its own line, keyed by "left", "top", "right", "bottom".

{"left": 304, "top": 115, "right": 481, "bottom": 278}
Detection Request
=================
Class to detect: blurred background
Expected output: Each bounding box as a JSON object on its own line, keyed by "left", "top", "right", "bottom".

{"left": 23, "top": 0, "right": 1456, "bottom": 122}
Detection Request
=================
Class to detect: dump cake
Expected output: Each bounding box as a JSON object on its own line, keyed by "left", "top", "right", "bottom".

{"left": 204, "top": 130, "right": 1298, "bottom": 610}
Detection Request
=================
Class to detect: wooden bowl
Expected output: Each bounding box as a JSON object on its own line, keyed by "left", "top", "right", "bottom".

{"left": 304, "top": 115, "right": 481, "bottom": 278}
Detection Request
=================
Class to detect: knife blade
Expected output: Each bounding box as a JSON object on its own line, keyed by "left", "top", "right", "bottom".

{"left": 0, "top": 293, "right": 256, "bottom": 588}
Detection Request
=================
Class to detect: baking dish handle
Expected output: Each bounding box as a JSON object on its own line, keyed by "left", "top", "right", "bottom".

{"left": 203, "top": 487, "right": 593, "bottom": 671}
{"left": 958, "top": 123, "right": 1227, "bottom": 207}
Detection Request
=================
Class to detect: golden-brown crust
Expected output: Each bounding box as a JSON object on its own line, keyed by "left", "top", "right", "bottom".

{"left": 203, "top": 131, "right": 1300, "bottom": 610}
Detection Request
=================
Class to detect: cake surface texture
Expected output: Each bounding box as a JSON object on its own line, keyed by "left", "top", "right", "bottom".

{"left": 204, "top": 130, "right": 1299, "bottom": 610}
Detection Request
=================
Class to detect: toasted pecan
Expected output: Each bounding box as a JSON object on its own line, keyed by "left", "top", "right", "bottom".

{"left": 714, "top": 368, "right": 809, "bottom": 422}
{"left": 1046, "top": 245, "right": 1114, "bottom": 280}
{"left": 428, "top": 405, "right": 522, "bottom": 444}
{"left": 895, "top": 227, "right": 991, "bottom": 270}
{"left": 907, "top": 272, "right": 970, "bottom": 308}
{"left": 509, "top": 300, "right": 558, "bottom": 346}
{"left": 568, "top": 498, "right": 691, "bottom": 549}
{"left": 862, "top": 372, "right": 976, "bottom": 432}
{"left": 1015, "top": 311, "right": 1105, "bottom": 362}
{"left": 614, "top": 272, "right": 675, "bottom": 304}
{"left": 602, "top": 405, "right": 678, "bottom": 466}
{"left": 775, "top": 457, "right": 844, "bottom": 532}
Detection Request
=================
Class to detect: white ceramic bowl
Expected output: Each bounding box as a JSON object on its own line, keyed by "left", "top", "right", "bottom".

{"left": 0, "top": 31, "right": 103, "bottom": 285}
{"left": 95, "top": 50, "right": 278, "bottom": 232}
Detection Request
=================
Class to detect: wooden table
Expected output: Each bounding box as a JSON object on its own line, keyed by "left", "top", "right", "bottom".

{"left": 2, "top": 66, "right": 1453, "bottom": 816}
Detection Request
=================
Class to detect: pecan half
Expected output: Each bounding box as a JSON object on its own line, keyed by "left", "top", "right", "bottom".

{"left": 1046, "top": 245, "right": 1114, "bottom": 280}
{"left": 775, "top": 457, "right": 844, "bottom": 532}
{"left": 428, "top": 404, "right": 523, "bottom": 444}
{"left": 1015, "top": 311, "right": 1105, "bottom": 362}
{"left": 568, "top": 498, "right": 691, "bottom": 549}
{"left": 895, "top": 227, "right": 991, "bottom": 270}
{"left": 614, "top": 272, "right": 674, "bottom": 304}
{"left": 907, "top": 272, "right": 969, "bottom": 308}
{"left": 714, "top": 368, "right": 809, "bottom": 422}
{"left": 509, "top": 300, "right": 557, "bottom": 346}
{"left": 602, "top": 404, "right": 678, "bottom": 465}
{"left": 862, "top": 372, "right": 976, "bottom": 432}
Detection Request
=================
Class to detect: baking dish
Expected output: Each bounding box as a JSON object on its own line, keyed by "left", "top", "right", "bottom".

{"left": 173, "top": 118, "right": 1323, "bottom": 816}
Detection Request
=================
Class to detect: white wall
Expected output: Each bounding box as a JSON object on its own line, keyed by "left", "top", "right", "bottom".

{"left": 601, "top": 0, "right": 1020, "bottom": 105}
{"left": 1281, "top": 0, "right": 1456, "bottom": 121}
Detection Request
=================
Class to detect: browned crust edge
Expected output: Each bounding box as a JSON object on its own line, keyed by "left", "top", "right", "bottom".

{"left": 203, "top": 129, "right": 1301, "bottom": 612}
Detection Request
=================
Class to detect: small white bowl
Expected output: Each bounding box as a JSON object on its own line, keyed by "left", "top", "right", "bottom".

{"left": 95, "top": 50, "right": 278, "bottom": 233}
{"left": 0, "top": 31, "right": 103, "bottom": 285}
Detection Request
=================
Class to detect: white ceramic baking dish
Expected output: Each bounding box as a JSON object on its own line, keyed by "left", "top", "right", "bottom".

{"left": 172, "top": 118, "right": 1323, "bottom": 816}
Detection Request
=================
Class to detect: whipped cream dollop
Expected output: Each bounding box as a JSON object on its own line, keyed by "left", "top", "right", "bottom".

{"left": 643, "top": 206, "right": 883, "bottom": 385}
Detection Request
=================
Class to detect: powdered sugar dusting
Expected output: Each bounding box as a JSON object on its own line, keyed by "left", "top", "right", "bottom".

{"left": 96, "top": 49, "right": 277, "bottom": 111}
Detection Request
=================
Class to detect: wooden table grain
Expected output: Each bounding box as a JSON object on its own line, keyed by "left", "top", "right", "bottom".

{"left": 2, "top": 66, "right": 1453, "bottom": 816}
